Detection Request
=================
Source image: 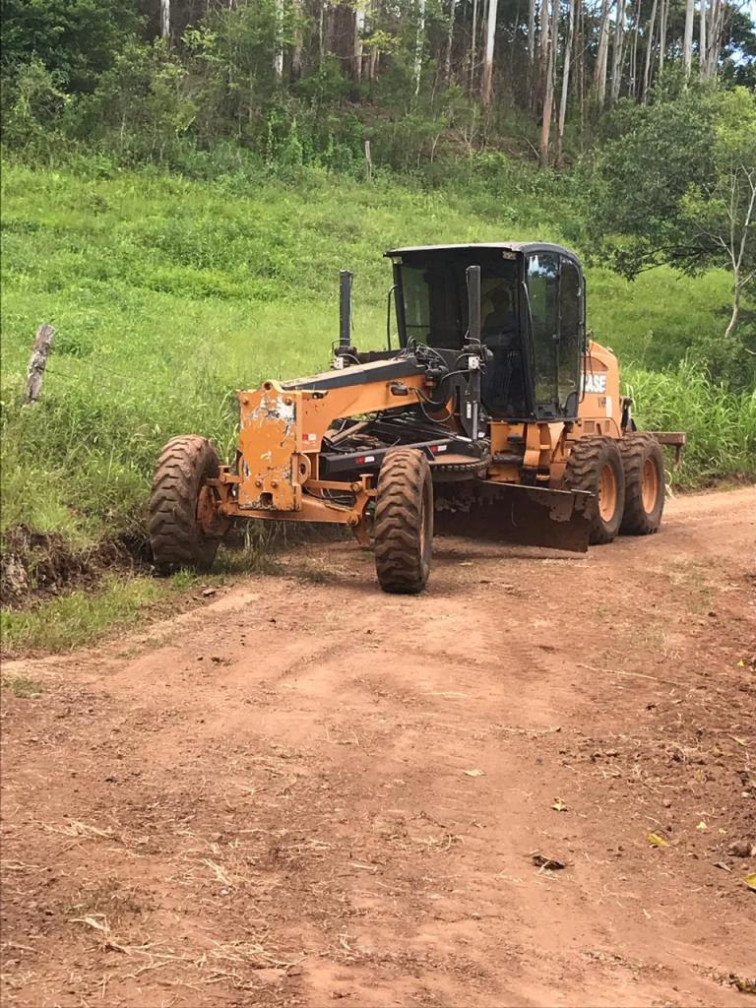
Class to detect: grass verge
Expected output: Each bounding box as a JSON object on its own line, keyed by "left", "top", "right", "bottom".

{"left": 0, "top": 566, "right": 239, "bottom": 655}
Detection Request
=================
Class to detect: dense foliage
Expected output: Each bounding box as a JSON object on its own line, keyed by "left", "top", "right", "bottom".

{"left": 2, "top": 0, "right": 754, "bottom": 167}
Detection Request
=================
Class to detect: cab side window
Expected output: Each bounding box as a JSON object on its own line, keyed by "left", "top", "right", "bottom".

{"left": 526, "top": 253, "right": 559, "bottom": 409}
{"left": 558, "top": 259, "right": 582, "bottom": 412}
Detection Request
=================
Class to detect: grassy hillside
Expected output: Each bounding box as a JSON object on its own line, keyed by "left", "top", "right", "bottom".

{"left": 2, "top": 159, "right": 754, "bottom": 559}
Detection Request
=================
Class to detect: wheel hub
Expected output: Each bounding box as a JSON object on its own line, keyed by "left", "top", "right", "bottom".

{"left": 196, "top": 482, "right": 221, "bottom": 534}
{"left": 641, "top": 457, "right": 659, "bottom": 513}
{"left": 598, "top": 463, "right": 618, "bottom": 522}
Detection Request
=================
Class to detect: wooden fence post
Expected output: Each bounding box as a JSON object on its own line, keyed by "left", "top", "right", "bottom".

{"left": 364, "top": 139, "right": 374, "bottom": 181}
{"left": 25, "top": 324, "right": 56, "bottom": 404}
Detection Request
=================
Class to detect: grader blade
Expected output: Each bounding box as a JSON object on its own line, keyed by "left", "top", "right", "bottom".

{"left": 434, "top": 481, "right": 595, "bottom": 553}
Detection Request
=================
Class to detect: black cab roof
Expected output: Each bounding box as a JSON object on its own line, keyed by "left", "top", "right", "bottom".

{"left": 385, "top": 241, "right": 580, "bottom": 264}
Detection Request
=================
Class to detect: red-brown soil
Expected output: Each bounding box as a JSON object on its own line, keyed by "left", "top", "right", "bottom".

{"left": 1, "top": 487, "right": 754, "bottom": 1007}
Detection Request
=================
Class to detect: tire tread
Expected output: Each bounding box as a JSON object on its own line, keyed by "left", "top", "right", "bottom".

{"left": 373, "top": 449, "right": 432, "bottom": 594}
{"left": 618, "top": 432, "right": 665, "bottom": 535}
{"left": 148, "top": 435, "right": 223, "bottom": 573}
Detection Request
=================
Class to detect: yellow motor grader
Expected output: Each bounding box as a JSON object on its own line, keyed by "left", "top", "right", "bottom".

{"left": 149, "top": 243, "right": 684, "bottom": 593}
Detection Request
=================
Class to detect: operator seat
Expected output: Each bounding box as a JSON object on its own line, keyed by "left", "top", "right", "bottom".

{"left": 481, "top": 287, "right": 525, "bottom": 416}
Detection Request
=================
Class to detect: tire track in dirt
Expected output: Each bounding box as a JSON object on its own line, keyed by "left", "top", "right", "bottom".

{"left": 1, "top": 487, "right": 754, "bottom": 1008}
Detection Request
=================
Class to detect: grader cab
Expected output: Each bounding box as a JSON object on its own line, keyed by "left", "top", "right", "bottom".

{"left": 149, "top": 243, "right": 683, "bottom": 593}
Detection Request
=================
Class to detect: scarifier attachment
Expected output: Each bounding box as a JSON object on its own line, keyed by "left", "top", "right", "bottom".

{"left": 434, "top": 482, "right": 595, "bottom": 553}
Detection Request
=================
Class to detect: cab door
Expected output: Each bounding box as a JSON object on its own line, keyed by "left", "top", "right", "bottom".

{"left": 557, "top": 258, "right": 583, "bottom": 417}
{"left": 525, "top": 252, "right": 583, "bottom": 419}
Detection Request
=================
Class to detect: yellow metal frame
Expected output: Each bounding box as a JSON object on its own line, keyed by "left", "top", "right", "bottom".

{"left": 210, "top": 338, "right": 626, "bottom": 536}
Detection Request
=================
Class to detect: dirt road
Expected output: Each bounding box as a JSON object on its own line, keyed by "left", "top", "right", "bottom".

{"left": 2, "top": 487, "right": 755, "bottom": 1008}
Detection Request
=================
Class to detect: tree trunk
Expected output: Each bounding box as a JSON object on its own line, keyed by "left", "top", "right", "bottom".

{"left": 481, "top": 0, "right": 499, "bottom": 113}
{"left": 556, "top": 0, "right": 575, "bottom": 166}
{"left": 537, "top": 0, "right": 550, "bottom": 110}
{"left": 414, "top": 0, "right": 426, "bottom": 96}
{"left": 444, "top": 0, "right": 457, "bottom": 86}
{"left": 539, "top": 0, "right": 556, "bottom": 167}
{"left": 642, "top": 0, "right": 658, "bottom": 101}
{"left": 707, "top": 0, "right": 726, "bottom": 78}
{"left": 25, "top": 325, "right": 56, "bottom": 404}
{"left": 291, "top": 0, "right": 303, "bottom": 80}
{"left": 628, "top": 0, "right": 640, "bottom": 98}
{"left": 610, "top": 0, "right": 626, "bottom": 102}
{"left": 161, "top": 0, "right": 170, "bottom": 40}
{"left": 594, "top": 0, "right": 611, "bottom": 106}
{"left": 274, "top": 0, "right": 284, "bottom": 80}
{"left": 658, "top": 0, "right": 668, "bottom": 74}
{"left": 683, "top": 0, "right": 694, "bottom": 77}
{"left": 699, "top": 0, "right": 707, "bottom": 78}
{"left": 318, "top": 0, "right": 326, "bottom": 66}
{"left": 724, "top": 277, "right": 742, "bottom": 339}
{"left": 469, "top": 0, "right": 479, "bottom": 94}
{"left": 527, "top": 0, "right": 536, "bottom": 61}
{"left": 354, "top": 4, "right": 365, "bottom": 81}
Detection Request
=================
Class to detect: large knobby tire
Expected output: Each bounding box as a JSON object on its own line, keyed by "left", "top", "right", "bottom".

{"left": 373, "top": 448, "right": 433, "bottom": 595}
{"left": 618, "top": 432, "right": 665, "bottom": 535}
{"left": 149, "top": 435, "right": 226, "bottom": 574}
{"left": 563, "top": 436, "right": 626, "bottom": 545}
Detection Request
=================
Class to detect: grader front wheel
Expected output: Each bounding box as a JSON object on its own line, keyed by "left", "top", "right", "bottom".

{"left": 373, "top": 448, "right": 433, "bottom": 594}
{"left": 149, "top": 435, "right": 229, "bottom": 574}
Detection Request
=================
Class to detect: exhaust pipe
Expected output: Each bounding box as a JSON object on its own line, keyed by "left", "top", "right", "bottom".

{"left": 339, "top": 269, "right": 353, "bottom": 351}
{"left": 462, "top": 265, "right": 483, "bottom": 441}
{"left": 466, "top": 265, "right": 482, "bottom": 345}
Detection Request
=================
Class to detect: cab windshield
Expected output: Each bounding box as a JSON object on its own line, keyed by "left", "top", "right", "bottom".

{"left": 398, "top": 254, "right": 519, "bottom": 350}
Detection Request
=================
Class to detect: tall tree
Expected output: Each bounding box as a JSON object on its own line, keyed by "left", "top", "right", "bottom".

{"left": 161, "top": 0, "right": 170, "bottom": 40}
{"left": 354, "top": 3, "right": 365, "bottom": 81}
{"left": 444, "top": 0, "right": 457, "bottom": 86}
{"left": 658, "top": 0, "right": 668, "bottom": 73}
{"left": 469, "top": 0, "right": 479, "bottom": 93}
{"left": 274, "top": 0, "right": 284, "bottom": 80}
{"left": 628, "top": 0, "right": 641, "bottom": 97}
{"left": 702, "top": 0, "right": 726, "bottom": 78}
{"left": 556, "top": 0, "right": 575, "bottom": 165}
{"left": 537, "top": 0, "right": 550, "bottom": 106}
{"left": 642, "top": 0, "right": 659, "bottom": 101}
{"left": 481, "top": 0, "right": 499, "bottom": 112}
{"left": 414, "top": 0, "right": 426, "bottom": 95}
{"left": 292, "top": 0, "right": 303, "bottom": 80}
{"left": 539, "top": 0, "right": 558, "bottom": 165}
{"left": 683, "top": 0, "right": 695, "bottom": 77}
{"left": 699, "top": 0, "right": 707, "bottom": 78}
{"left": 527, "top": 0, "right": 536, "bottom": 62}
{"left": 610, "top": 0, "right": 626, "bottom": 101}
{"left": 594, "top": 0, "right": 612, "bottom": 105}
{"left": 591, "top": 89, "right": 756, "bottom": 343}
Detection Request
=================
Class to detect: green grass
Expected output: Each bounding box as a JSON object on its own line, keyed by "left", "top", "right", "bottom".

{"left": 625, "top": 360, "right": 756, "bottom": 486}
{"left": 0, "top": 674, "right": 44, "bottom": 697}
{"left": 0, "top": 575, "right": 166, "bottom": 652}
{"left": 1, "top": 156, "right": 753, "bottom": 644}
{"left": 0, "top": 565, "right": 230, "bottom": 652}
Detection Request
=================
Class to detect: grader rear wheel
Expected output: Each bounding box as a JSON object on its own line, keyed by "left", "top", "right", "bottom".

{"left": 373, "top": 448, "right": 433, "bottom": 594}
{"left": 148, "top": 435, "right": 229, "bottom": 574}
{"left": 619, "top": 433, "right": 665, "bottom": 535}
{"left": 563, "top": 436, "right": 626, "bottom": 545}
